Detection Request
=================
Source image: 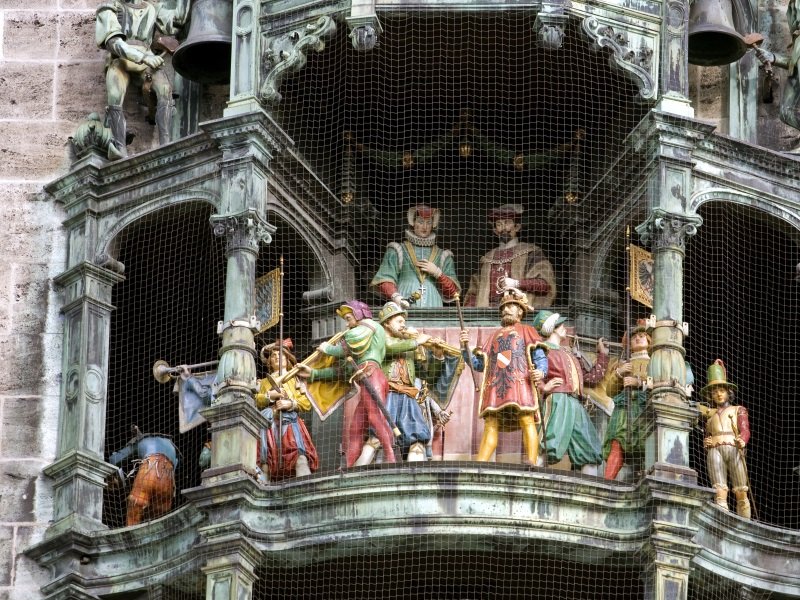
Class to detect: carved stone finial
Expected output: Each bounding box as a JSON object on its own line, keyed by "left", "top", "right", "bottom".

{"left": 69, "top": 113, "right": 123, "bottom": 162}
{"left": 260, "top": 16, "right": 337, "bottom": 104}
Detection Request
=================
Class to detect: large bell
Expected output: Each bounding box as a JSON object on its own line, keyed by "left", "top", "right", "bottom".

{"left": 172, "top": 0, "right": 232, "bottom": 84}
{"left": 688, "top": 0, "right": 748, "bottom": 66}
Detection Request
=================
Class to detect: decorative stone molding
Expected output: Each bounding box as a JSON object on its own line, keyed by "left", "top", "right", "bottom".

{"left": 211, "top": 210, "right": 274, "bottom": 254}
{"left": 260, "top": 16, "right": 337, "bottom": 104}
{"left": 637, "top": 209, "right": 702, "bottom": 252}
{"left": 582, "top": 16, "right": 657, "bottom": 100}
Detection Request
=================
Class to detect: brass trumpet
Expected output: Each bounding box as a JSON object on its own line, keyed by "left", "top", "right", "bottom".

{"left": 401, "top": 329, "right": 463, "bottom": 357}
{"left": 152, "top": 359, "right": 219, "bottom": 384}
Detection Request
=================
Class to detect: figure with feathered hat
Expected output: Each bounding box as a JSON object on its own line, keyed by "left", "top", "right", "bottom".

{"left": 370, "top": 205, "right": 461, "bottom": 308}
{"left": 459, "top": 289, "right": 548, "bottom": 464}
{"left": 464, "top": 204, "right": 556, "bottom": 309}
{"left": 697, "top": 359, "right": 752, "bottom": 518}
{"left": 298, "top": 300, "right": 400, "bottom": 466}
{"left": 533, "top": 310, "right": 608, "bottom": 475}
{"left": 255, "top": 338, "right": 319, "bottom": 481}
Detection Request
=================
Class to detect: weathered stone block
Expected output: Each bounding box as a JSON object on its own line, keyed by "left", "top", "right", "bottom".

{"left": 55, "top": 61, "right": 106, "bottom": 123}
{"left": 1, "top": 398, "right": 44, "bottom": 459}
{"left": 0, "top": 0, "right": 53, "bottom": 8}
{"left": 57, "top": 11, "right": 102, "bottom": 60}
{"left": 0, "top": 335, "right": 44, "bottom": 394}
{"left": 0, "top": 526, "right": 12, "bottom": 585}
{"left": 10, "top": 264, "right": 50, "bottom": 336}
{"left": 0, "top": 62, "right": 53, "bottom": 120}
{"left": 0, "top": 121, "right": 74, "bottom": 180}
{"left": 0, "top": 460, "right": 43, "bottom": 522}
{"left": 13, "top": 526, "right": 49, "bottom": 584}
{"left": 60, "top": 0, "right": 106, "bottom": 8}
{"left": 2, "top": 11, "right": 58, "bottom": 60}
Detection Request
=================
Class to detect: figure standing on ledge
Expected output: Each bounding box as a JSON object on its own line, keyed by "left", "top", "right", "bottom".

{"left": 464, "top": 204, "right": 556, "bottom": 309}
{"left": 95, "top": 0, "right": 189, "bottom": 158}
{"left": 363, "top": 301, "right": 461, "bottom": 463}
{"left": 371, "top": 205, "right": 461, "bottom": 308}
{"left": 753, "top": 2, "right": 800, "bottom": 153}
{"left": 108, "top": 426, "right": 178, "bottom": 526}
{"left": 697, "top": 360, "right": 752, "bottom": 519}
{"left": 533, "top": 310, "right": 608, "bottom": 475}
{"left": 255, "top": 339, "right": 319, "bottom": 480}
{"left": 602, "top": 321, "right": 651, "bottom": 480}
{"left": 299, "top": 300, "right": 399, "bottom": 466}
{"left": 459, "top": 289, "right": 547, "bottom": 465}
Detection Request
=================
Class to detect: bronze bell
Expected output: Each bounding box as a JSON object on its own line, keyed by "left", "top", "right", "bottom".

{"left": 688, "top": 0, "right": 748, "bottom": 66}
{"left": 172, "top": 0, "right": 232, "bottom": 84}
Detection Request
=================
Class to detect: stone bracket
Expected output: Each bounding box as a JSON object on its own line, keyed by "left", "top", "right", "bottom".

{"left": 260, "top": 16, "right": 338, "bottom": 104}
{"left": 582, "top": 16, "right": 657, "bottom": 100}
{"left": 534, "top": 0, "right": 570, "bottom": 50}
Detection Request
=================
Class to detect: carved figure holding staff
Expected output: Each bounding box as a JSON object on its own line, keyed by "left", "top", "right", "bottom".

{"left": 697, "top": 360, "right": 753, "bottom": 519}
{"left": 255, "top": 339, "right": 319, "bottom": 480}
{"left": 459, "top": 289, "right": 547, "bottom": 465}
{"left": 602, "top": 320, "right": 651, "bottom": 480}
{"left": 371, "top": 205, "right": 461, "bottom": 308}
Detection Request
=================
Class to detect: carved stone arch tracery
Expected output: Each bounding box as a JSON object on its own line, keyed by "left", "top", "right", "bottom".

{"left": 690, "top": 187, "right": 800, "bottom": 239}
{"left": 96, "top": 190, "right": 221, "bottom": 266}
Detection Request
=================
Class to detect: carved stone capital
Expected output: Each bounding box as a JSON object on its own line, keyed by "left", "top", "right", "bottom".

{"left": 210, "top": 210, "right": 274, "bottom": 254}
{"left": 582, "top": 16, "right": 656, "bottom": 100}
{"left": 637, "top": 210, "right": 702, "bottom": 252}
{"left": 260, "top": 16, "right": 337, "bottom": 104}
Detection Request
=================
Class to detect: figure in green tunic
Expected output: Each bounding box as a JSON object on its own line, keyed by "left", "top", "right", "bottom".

{"left": 371, "top": 205, "right": 461, "bottom": 308}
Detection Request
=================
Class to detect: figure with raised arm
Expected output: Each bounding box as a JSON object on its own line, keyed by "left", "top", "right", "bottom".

{"left": 459, "top": 289, "right": 547, "bottom": 465}
{"left": 533, "top": 310, "right": 608, "bottom": 475}
{"left": 255, "top": 339, "right": 319, "bottom": 480}
{"left": 354, "top": 301, "right": 462, "bottom": 463}
{"left": 108, "top": 426, "right": 178, "bottom": 526}
{"left": 371, "top": 205, "right": 461, "bottom": 308}
{"left": 299, "top": 300, "right": 399, "bottom": 466}
{"left": 95, "top": 0, "right": 189, "bottom": 158}
{"left": 697, "top": 360, "right": 752, "bottom": 518}
{"left": 464, "top": 204, "right": 556, "bottom": 309}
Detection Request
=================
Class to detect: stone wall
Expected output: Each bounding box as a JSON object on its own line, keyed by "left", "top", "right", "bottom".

{"left": 0, "top": 0, "right": 96, "bottom": 596}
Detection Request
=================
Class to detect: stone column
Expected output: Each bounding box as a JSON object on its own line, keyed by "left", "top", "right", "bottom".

{"left": 634, "top": 111, "right": 713, "bottom": 483}
{"left": 202, "top": 538, "right": 261, "bottom": 600}
{"left": 199, "top": 111, "right": 289, "bottom": 484}
{"left": 45, "top": 261, "right": 124, "bottom": 536}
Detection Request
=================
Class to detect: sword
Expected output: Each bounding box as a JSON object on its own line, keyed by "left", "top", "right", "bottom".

{"left": 729, "top": 413, "right": 758, "bottom": 520}
{"left": 346, "top": 357, "right": 401, "bottom": 438}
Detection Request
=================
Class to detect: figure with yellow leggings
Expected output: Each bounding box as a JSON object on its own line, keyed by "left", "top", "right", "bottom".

{"left": 459, "top": 289, "right": 547, "bottom": 465}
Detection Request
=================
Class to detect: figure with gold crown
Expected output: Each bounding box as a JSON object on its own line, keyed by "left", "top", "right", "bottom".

{"left": 459, "top": 288, "right": 547, "bottom": 465}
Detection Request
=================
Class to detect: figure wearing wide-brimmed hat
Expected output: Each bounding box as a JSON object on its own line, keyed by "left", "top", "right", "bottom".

{"left": 371, "top": 204, "right": 461, "bottom": 308}
{"left": 697, "top": 359, "right": 752, "bottom": 518}
{"left": 533, "top": 310, "right": 608, "bottom": 474}
{"left": 464, "top": 204, "right": 556, "bottom": 309}
{"left": 255, "top": 338, "right": 319, "bottom": 481}
{"left": 459, "top": 289, "right": 548, "bottom": 465}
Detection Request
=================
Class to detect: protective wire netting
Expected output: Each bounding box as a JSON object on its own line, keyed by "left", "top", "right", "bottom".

{"left": 97, "top": 9, "right": 798, "bottom": 600}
